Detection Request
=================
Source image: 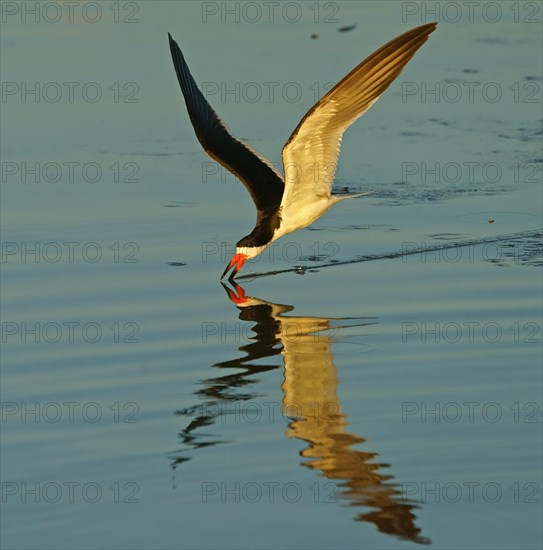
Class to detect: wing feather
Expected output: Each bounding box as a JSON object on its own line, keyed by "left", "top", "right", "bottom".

{"left": 168, "top": 33, "right": 284, "bottom": 213}
{"left": 280, "top": 23, "right": 437, "bottom": 217}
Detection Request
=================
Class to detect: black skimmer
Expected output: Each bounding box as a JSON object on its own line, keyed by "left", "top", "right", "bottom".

{"left": 168, "top": 23, "right": 437, "bottom": 280}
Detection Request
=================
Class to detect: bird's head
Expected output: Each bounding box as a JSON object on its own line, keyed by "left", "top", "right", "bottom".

{"left": 221, "top": 242, "right": 268, "bottom": 281}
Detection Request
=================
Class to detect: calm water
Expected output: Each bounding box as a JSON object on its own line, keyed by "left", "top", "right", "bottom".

{"left": 1, "top": 2, "right": 542, "bottom": 549}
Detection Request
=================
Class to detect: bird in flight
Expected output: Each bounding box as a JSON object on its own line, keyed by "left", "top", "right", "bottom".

{"left": 168, "top": 23, "right": 437, "bottom": 281}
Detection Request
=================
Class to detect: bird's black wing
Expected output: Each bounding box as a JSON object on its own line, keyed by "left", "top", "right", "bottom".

{"left": 168, "top": 33, "right": 284, "bottom": 213}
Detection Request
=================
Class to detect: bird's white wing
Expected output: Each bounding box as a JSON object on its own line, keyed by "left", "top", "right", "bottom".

{"left": 280, "top": 23, "right": 436, "bottom": 219}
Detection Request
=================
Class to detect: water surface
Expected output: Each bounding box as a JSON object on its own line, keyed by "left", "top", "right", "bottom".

{"left": 1, "top": 2, "right": 542, "bottom": 548}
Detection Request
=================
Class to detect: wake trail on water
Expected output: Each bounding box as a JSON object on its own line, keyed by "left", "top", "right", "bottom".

{"left": 236, "top": 229, "right": 542, "bottom": 280}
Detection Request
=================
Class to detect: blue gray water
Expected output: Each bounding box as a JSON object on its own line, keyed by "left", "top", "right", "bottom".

{"left": 1, "top": 2, "right": 542, "bottom": 548}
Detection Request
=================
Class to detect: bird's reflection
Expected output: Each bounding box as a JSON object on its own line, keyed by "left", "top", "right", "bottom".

{"left": 172, "top": 283, "right": 428, "bottom": 544}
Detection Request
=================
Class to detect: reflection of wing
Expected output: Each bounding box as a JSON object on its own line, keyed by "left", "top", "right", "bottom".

{"left": 280, "top": 23, "right": 436, "bottom": 221}
{"left": 171, "top": 295, "right": 286, "bottom": 467}
{"left": 173, "top": 283, "right": 428, "bottom": 544}
{"left": 280, "top": 314, "right": 428, "bottom": 544}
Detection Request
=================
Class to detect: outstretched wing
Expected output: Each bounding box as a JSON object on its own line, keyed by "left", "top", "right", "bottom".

{"left": 168, "top": 33, "right": 284, "bottom": 213}
{"left": 280, "top": 23, "right": 436, "bottom": 218}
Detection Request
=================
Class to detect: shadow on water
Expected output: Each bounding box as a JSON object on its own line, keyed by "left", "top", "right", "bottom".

{"left": 170, "top": 283, "right": 429, "bottom": 545}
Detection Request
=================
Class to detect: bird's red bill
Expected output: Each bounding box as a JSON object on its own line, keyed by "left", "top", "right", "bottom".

{"left": 221, "top": 253, "right": 247, "bottom": 279}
